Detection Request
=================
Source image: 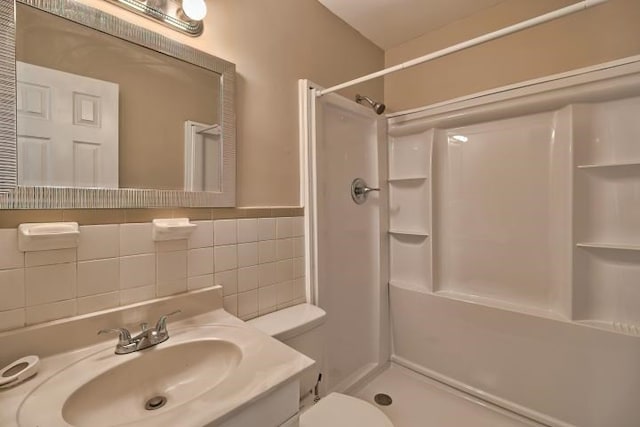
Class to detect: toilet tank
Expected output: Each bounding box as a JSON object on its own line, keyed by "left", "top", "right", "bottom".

{"left": 248, "top": 304, "right": 327, "bottom": 404}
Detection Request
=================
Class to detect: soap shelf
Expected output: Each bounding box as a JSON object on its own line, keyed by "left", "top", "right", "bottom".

{"left": 18, "top": 222, "right": 80, "bottom": 252}
{"left": 389, "top": 280, "right": 430, "bottom": 294}
{"left": 577, "top": 161, "right": 640, "bottom": 169}
{"left": 152, "top": 218, "right": 197, "bottom": 241}
{"left": 434, "top": 289, "right": 567, "bottom": 322}
{"left": 576, "top": 242, "right": 640, "bottom": 251}
{"left": 572, "top": 98, "right": 640, "bottom": 334}
{"left": 576, "top": 320, "right": 640, "bottom": 337}
{"left": 389, "top": 229, "right": 429, "bottom": 237}
{"left": 388, "top": 176, "right": 428, "bottom": 182}
{"left": 388, "top": 129, "right": 435, "bottom": 294}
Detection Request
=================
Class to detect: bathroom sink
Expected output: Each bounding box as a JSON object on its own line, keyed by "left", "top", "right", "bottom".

{"left": 1, "top": 288, "right": 314, "bottom": 427}
{"left": 62, "top": 340, "right": 241, "bottom": 427}
{"left": 17, "top": 326, "right": 259, "bottom": 427}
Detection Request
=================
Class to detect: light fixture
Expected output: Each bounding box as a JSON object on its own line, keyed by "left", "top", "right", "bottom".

{"left": 105, "top": 0, "right": 206, "bottom": 36}
{"left": 182, "top": 0, "right": 207, "bottom": 21}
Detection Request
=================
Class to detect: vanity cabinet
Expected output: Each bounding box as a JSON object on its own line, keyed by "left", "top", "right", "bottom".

{"left": 217, "top": 381, "right": 300, "bottom": 427}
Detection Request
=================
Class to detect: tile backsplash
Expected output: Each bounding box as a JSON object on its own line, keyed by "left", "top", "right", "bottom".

{"left": 0, "top": 216, "right": 306, "bottom": 332}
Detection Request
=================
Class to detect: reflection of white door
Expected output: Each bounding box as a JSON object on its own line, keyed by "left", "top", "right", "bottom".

{"left": 184, "top": 121, "right": 222, "bottom": 192}
{"left": 16, "top": 61, "right": 119, "bottom": 188}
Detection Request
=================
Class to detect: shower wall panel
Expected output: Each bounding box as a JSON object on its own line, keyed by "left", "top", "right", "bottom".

{"left": 312, "top": 92, "right": 389, "bottom": 393}
{"left": 433, "top": 110, "right": 572, "bottom": 317}
{"left": 390, "top": 284, "right": 640, "bottom": 427}
{"left": 386, "top": 65, "right": 640, "bottom": 427}
{"left": 573, "top": 97, "right": 640, "bottom": 332}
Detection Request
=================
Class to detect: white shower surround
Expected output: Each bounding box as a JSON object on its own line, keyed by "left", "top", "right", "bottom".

{"left": 301, "top": 83, "right": 391, "bottom": 394}
{"left": 387, "top": 59, "right": 640, "bottom": 427}
{"left": 302, "top": 56, "right": 640, "bottom": 427}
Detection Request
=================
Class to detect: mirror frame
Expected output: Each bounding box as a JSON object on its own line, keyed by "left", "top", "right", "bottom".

{"left": 0, "top": 0, "right": 236, "bottom": 208}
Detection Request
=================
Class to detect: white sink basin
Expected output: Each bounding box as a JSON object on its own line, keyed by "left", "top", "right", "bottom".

{"left": 0, "top": 289, "right": 314, "bottom": 427}
{"left": 61, "top": 340, "right": 241, "bottom": 427}
{"left": 15, "top": 322, "right": 311, "bottom": 427}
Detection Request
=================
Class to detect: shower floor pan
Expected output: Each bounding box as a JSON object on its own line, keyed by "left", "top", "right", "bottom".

{"left": 352, "top": 364, "right": 541, "bottom": 427}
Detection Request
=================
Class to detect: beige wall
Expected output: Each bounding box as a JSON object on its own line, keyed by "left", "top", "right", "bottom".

{"left": 71, "top": 0, "right": 384, "bottom": 207}
{"left": 385, "top": 0, "right": 640, "bottom": 112}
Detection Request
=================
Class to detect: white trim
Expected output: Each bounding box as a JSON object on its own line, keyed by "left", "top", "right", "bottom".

{"left": 389, "top": 55, "right": 640, "bottom": 120}
{"left": 298, "top": 80, "right": 308, "bottom": 209}
{"left": 316, "top": 0, "right": 608, "bottom": 97}
{"left": 298, "top": 79, "right": 321, "bottom": 305}
{"left": 342, "top": 362, "right": 391, "bottom": 395}
{"left": 330, "top": 362, "right": 380, "bottom": 394}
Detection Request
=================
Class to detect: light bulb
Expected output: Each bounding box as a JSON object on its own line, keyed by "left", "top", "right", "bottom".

{"left": 182, "top": 0, "right": 207, "bottom": 21}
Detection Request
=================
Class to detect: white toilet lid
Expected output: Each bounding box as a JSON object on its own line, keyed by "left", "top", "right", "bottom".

{"left": 300, "top": 393, "right": 394, "bottom": 427}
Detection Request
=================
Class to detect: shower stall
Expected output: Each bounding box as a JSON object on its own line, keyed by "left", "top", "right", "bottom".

{"left": 299, "top": 56, "right": 640, "bottom": 427}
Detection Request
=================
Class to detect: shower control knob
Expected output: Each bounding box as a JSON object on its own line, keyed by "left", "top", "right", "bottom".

{"left": 351, "top": 178, "right": 380, "bottom": 205}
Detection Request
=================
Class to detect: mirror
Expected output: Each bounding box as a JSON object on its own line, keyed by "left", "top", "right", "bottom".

{"left": 0, "top": 0, "right": 236, "bottom": 208}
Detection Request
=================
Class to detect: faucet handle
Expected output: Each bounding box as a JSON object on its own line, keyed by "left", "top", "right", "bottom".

{"left": 154, "top": 310, "right": 182, "bottom": 334}
{"left": 98, "top": 328, "right": 132, "bottom": 345}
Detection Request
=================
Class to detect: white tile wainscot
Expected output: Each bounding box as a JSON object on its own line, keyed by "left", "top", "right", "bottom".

{"left": 0, "top": 217, "right": 307, "bottom": 331}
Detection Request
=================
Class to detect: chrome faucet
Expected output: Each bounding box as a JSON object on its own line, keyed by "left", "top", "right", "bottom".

{"left": 98, "top": 310, "right": 181, "bottom": 355}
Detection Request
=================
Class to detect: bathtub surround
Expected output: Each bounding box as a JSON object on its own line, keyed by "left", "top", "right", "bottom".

{"left": 0, "top": 216, "right": 305, "bottom": 331}
{"left": 301, "top": 57, "right": 640, "bottom": 426}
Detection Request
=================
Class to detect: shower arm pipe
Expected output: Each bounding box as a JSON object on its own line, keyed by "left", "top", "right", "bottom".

{"left": 316, "top": 0, "right": 608, "bottom": 97}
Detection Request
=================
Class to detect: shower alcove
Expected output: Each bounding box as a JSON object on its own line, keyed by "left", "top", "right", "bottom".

{"left": 303, "top": 56, "right": 640, "bottom": 427}
{"left": 387, "top": 73, "right": 640, "bottom": 336}
{"left": 382, "top": 59, "right": 640, "bottom": 427}
{"left": 389, "top": 112, "right": 573, "bottom": 319}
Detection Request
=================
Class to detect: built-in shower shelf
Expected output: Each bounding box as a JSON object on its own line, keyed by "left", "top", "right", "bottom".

{"left": 388, "top": 176, "right": 428, "bottom": 182}
{"left": 576, "top": 242, "right": 640, "bottom": 251}
{"left": 577, "top": 161, "right": 640, "bottom": 169}
{"left": 389, "top": 229, "right": 429, "bottom": 237}
{"left": 434, "top": 290, "right": 567, "bottom": 321}
{"left": 576, "top": 320, "right": 640, "bottom": 337}
{"left": 389, "top": 280, "right": 431, "bottom": 294}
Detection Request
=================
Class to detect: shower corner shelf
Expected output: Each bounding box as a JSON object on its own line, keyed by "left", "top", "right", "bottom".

{"left": 433, "top": 290, "right": 568, "bottom": 322}
{"left": 575, "top": 319, "right": 640, "bottom": 338}
{"left": 388, "top": 176, "right": 428, "bottom": 182}
{"left": 577, "top": 161, "right": 640, "bottom": 169}
{"left": 576, "top": 242, "right": 640, "bottom": 251}
{"left": 572, "top": 97, "right": 640, "bottom": 337}
{"left": 389, "top": 229, "right": 429, "bottom": 237}
{"left": 389, "top": 280, "right": 431, "bottom": 295}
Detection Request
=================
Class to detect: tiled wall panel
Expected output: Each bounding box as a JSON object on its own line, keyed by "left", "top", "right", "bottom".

{"left": 0, "top": 217, "right": 306, "bottom": 331}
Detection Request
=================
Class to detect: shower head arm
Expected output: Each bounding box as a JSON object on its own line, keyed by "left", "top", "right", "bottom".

{"left": 355, "top": 94, "right": 386, "bottom": 115}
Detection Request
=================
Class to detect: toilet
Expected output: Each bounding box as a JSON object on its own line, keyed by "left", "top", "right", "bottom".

{"left": 248, "top": 303, "right": 394, "bottom": 427}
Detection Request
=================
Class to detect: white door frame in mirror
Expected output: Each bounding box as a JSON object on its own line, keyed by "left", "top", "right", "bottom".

{"left": 0, "top": 0, "right": 236, "bottom": 208}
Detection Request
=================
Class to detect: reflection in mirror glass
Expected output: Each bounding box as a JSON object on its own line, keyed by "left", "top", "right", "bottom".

{"left": 15, "top": 3, "right": 222, "bottom": 192}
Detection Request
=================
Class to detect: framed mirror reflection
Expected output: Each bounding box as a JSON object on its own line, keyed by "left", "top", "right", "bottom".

{"left": 0, "top": 0, "right": 236, "bottom": 208}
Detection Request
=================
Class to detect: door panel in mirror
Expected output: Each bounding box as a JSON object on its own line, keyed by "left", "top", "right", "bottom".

{"left": 17, "top": 61, "right": 119, "bottom": 188}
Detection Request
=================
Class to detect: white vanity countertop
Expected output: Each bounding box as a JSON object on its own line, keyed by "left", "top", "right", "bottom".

{"left": 0, "top": 287, "right": 314, "bottom": 427}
